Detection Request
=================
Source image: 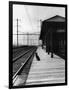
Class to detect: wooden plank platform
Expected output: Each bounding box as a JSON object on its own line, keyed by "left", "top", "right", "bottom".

{"left": 26, "top": 47, "right": 65, "bottom": 85}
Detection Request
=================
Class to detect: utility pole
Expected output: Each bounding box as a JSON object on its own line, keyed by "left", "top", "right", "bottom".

{"left": 27, "top": 32, "right": 29, "bottom": 46}
{"left": 16, "top": 18, "right": 21, "bottom": 46}
{"left": 17, "top": 18, "right": 18, "bottom": 46}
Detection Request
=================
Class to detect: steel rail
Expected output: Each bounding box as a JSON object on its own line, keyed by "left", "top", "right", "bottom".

{"left": 13, "top": 48, "right": 37, "bottom": 81}
{"left": 13, "top": 47, "right": 35, "bottom": 62}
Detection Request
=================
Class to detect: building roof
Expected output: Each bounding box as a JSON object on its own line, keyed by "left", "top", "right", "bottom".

{"left": 43, "top": 15, "right": 65, "bottom": 22}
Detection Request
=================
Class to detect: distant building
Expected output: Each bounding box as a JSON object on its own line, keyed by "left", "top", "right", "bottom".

{"left": 39, "top": 15, "right": 66, "bottom": 59}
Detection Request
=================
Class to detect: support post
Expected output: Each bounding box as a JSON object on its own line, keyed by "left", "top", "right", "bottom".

{"left": 51, "top": 32, "right": 53, "bottom": 58}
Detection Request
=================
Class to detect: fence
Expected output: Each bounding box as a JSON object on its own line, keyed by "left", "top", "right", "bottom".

{"left": 13, "top": 33, "right": 40, "bottom": 46}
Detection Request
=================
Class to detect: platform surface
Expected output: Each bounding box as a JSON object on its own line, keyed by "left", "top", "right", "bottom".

{"left": 26, "top": 46, "right": 65, "bottom": 85}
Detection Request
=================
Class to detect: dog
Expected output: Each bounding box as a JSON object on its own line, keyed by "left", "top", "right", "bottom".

{"left": 35, "top": 52, "right": 40, "bottom": 61}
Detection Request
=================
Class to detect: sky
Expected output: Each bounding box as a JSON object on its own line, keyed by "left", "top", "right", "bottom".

{"left": 13, "top": 5, "right": 65, "bottom": 34}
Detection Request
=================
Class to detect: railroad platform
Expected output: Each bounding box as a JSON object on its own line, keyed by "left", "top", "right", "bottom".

{"left": 26, "top": 46, "right": 65, "bottom": 85}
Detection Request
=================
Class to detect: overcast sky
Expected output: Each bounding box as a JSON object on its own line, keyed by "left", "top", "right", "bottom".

{"left": 13, "top": 5, "right": 65, "bottom": 34}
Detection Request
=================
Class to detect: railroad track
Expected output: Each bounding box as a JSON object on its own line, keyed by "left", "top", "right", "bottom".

{"left": 13, "top": 47, "right": 35, "bottom": 62}
{"left": 13, "top": 46, "right": 32, "bottom": 59}
{"left": 12, "top": 46, "right": 37, "bottom": 86}
{"left": 13, "top": 47, "right": 36, "bottom": 75}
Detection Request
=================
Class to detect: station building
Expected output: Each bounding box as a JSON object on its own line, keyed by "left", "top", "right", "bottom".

{"left": 39, "top": 15, "right": 66, "bottom": 59}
